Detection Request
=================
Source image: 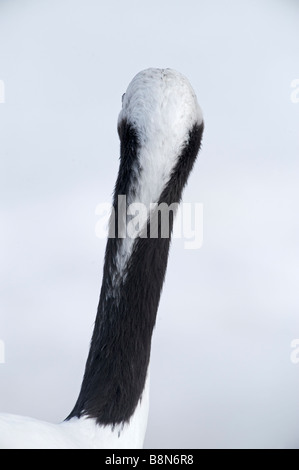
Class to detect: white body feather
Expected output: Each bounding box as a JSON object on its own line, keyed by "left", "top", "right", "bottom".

{"left": 0, "top": 376, "right": 149, "bottom": 449}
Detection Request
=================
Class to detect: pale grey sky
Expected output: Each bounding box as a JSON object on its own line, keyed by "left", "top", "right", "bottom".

{"left": 0, "top": 0, "right": 299, "bottom": 448}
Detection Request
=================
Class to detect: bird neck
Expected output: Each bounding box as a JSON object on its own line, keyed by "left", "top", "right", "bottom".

{"left": 67, "top": 119, "right": 203, "bottom": 426}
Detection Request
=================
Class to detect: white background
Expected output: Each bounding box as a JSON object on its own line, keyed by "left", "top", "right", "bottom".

{"left": 0, "top": 0, "right": 299, "bottom": 448}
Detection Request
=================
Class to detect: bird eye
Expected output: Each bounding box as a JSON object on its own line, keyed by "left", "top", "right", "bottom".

{"left": 122, "top": 93, "right": 126, "bottom": 104}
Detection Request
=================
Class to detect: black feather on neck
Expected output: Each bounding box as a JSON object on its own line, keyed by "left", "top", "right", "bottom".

{"left": 67, "top": 119, "right": 204, "bottom": 426}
